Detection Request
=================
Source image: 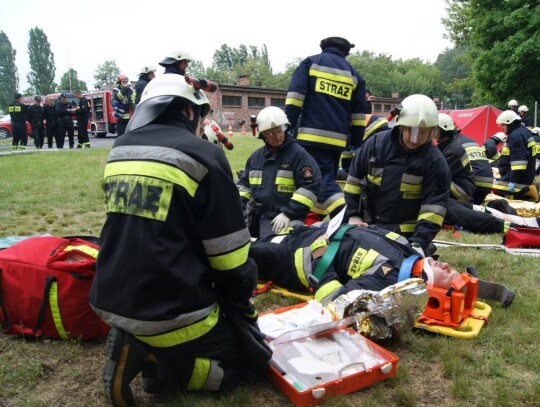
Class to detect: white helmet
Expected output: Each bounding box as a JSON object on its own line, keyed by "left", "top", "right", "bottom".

{"left": 140, "top": 65, "right": 157, "bottom": 75}
{"left": 396, "top": 94, "right": 439, "bottom": 128}
{"left": 518, "top": 105, "right": 528, "bottom": 113}
{"left": 438, "top": 113, "right": 456, "bottom": 131}
{"left": 496, "top": 110, "right": 521, "bottom": 125}
{"left": 127, "top": 74, "right": 210, "bottom": 131}
{"left": 256, "top": 106, "right": 290, "bottom": 136}
{"left": 491, "top": 132, "right": 507, "bottom": 142}
{"left": 159, "top": 49, "right": 193, "bottom": 66}
{"left": 508, "top": 99, "right": 518, "bottom": 108}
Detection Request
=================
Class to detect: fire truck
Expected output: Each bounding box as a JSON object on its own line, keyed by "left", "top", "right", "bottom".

{"left": 84, "top": 91, "right": 116, "bottom": 137}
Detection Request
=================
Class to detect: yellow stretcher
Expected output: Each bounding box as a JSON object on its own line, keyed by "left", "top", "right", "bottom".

{"left": 414, "top": 301, "right": 492, "bottom": 339}
{"left": 257, "top": 284, "right": 492, "bottom": 339}
{"left": 255, "top": 282, "right": 313, "bottom": 302}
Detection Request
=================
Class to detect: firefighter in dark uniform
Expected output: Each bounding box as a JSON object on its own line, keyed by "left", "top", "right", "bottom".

{"left": 134, "top": 65, "right": 156, "bottom": 105}
{"left": 436, "top": 113, "right": 510, "bottom": 233}
{"left": 43, "top": 97, "right": 58, "bottom": 148}
{"left": 250, "top": 224, "right": 461, "bottom": 304}
{"left": 112, "top": 74, "right": 135, "bottom": 136}
{"left": 237, "top": 106, "right": 321, "bottom": 238}
{"left": 56, "top": 93, "right": 76, "bottom": 148}
{"left": 159, "top": 49, "right": 192, "bottom": 75}
{"left": 285, "top": 37, "right": 368, "bottom": 220}
{"left": 458, "top": 133, "right": 494, "bottom": 204}
{"left": 89, "top": 74, "right": 270, "bottom": 406}
{"left": 74, "top": 90, "right": 91, "bottom": 148}
{"left": 344, "top": 94, "right": 451, "bottom": 255}
{"left": 27, "top": 96, "right": 45, "bottom": 149}
{"left": 492, "top": 110, "right": 537, "bottom": 201}
{"left": 8, "top": 93, "right": 29, "bottom": 150}
{"left": 339, "top": 114, "right": 390, "bottom": 179}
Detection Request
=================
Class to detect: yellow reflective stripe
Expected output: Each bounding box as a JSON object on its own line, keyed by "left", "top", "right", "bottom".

{"left": 309, "top": 68, "right": 356, "bottom": 86}
{"left": 49, "top": 282, "right": 69, "bottom": 340}
{"left": 239, "top": 191, "right": 251, "bottom": 199}
{"left": 511, "top": 164, "right": 527, "bottom": 170}
{"left": 399, "top": 223, "right": 416, "bottom": 233}
{"left": 291, "top": 193, "right": 314, "bottom": 208}
{"left": 347, "top": 247, "right": 379, "bottom": 279}
{"left": 343, "top": 183, "right": 360, "bottom": 195}
{"left": 187, "top": 358, "right": 211, "bottom": 390}
{"left": 64, "top": 244, "right": 98, "bottom": 259}
{"left": 325, "top": 196, "right": 345, "bottom": 215}
{"left": 314, "top": 280, "right": 343, "bottom": 303}
{"left": 297, "top": 133, "right": 347, "bottom": 148}
{"left": 105, "top": 161, "right": 199, "bottom": 197}
{"left": 135, "top": 306, "right": 219, "bottom": 347}
{"left": 400, "top": 183, "right": 422, "bottom": 192}
{"left": 385, "top": 231, "right": 401, "bottom": 241}
{"left": 475, "top": 181, "right": 493, "bottom": 188}
{"left": 351, "top": 118, "right": 366, "bottom": 126}
{"left": 275, "top": 177, "right": 295, "bottom": 186}
{"left": 294, "top": 248, "right": 309, "bottom": 288}
{"left": 418, "top": 212, "right": 444, "bottom": 226}
{"left": 286, "top": 97, "right": 303, "bottom": 108}
{"left": 207, "top": 241, "right": 250, "bottom": 271}
{"left": 367, "top": 174, "right": 382, "bottom": 185}
{"left": 249, "top": 176, "right": 262, "bottom": 185}
{"left": 311, "top": 205, "right": 326, "bottom": 216}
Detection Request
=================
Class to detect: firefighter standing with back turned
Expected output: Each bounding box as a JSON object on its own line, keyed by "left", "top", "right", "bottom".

{"left": 89, "top": 74, "right": 270, "bottom": 407}
{"left": 285, "top": 37, "right": 368, "bottom": 221}
{"left": 8, "top": 93, "right": 29, "bottom": 150}
{"left": 134, "top": 65, "right": 156, "bottom": 105}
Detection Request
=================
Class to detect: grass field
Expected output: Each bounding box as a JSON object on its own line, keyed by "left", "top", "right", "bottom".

{"left": 0, "top": 134, "right": 539, "bottom": 407}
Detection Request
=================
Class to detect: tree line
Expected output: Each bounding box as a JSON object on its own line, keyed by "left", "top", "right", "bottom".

{"left": 1, "top": 1, "right": 538, "bottom": 113}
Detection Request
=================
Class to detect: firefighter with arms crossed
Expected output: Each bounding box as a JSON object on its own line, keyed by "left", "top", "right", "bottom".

{"left": 285, "top": 36, "right": 368, "bottom": 221}
{"left": 89, "top": 74, "right": 270, "bottom": 406}
{"left": 344, "top": 94, "right": 451, "bottom": 255}
{"left": 237, "top": 106, "right": 321, "bottom": 238}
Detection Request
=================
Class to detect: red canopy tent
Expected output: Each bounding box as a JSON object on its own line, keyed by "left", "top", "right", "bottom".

{"left": 439, "top": 105, "right": 502, "bottom": 145}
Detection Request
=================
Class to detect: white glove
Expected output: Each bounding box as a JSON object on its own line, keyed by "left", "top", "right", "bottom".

{"left": 271, "top": 213, "right": 290, "bottom": 233}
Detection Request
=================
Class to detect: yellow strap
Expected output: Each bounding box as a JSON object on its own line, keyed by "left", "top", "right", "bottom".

{"left": 49, "top": 282, "right": 69, "bottom": 340}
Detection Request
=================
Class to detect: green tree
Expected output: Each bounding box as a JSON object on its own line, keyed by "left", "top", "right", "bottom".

{"left": 435, "top": 46, "right": 473, "bottom": 108}
{"left": 0, "top": 31, "right": 19, "bottom": 112}
{"left": 209, "top": 44, "right": 272, "bottom": 85}
{"left": 58, "top": 68, "right": 87, "bottom": 92}
{"left": 443, "top": 1, "right": 540, "bottom": 108}
{"left": 26, "top": 27, "right": 56, "bottom": 95}
{"left": 94, "top": 60, "right": 121, "bottom": 88}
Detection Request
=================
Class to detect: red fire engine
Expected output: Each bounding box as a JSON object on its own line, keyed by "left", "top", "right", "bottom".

{"left": 84, "top": 91, "right": 117, "bottom": 137}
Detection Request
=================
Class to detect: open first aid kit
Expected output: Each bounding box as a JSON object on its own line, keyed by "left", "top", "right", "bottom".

{"left": 259, "top": 301, "right": 398, "bottom": 407}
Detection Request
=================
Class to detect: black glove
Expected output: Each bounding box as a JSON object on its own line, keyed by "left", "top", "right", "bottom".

{"left": 221, "top": 300, "right": 272, "bottom": 366}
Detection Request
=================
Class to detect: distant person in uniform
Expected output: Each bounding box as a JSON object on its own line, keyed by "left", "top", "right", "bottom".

{"left": 27, "top": 96, "right": 45, "bottom": 149}
{"left": 8, "top": 93, "right": 29, "bottom": 150}
{"left": 134, "top": 65, "right": 157, "bottom": 105}
{"left": 43, "top": 97, "right": 58, "bottom": 148}
{"left": 74, "top": 90, "right": 91, "bottom": 148}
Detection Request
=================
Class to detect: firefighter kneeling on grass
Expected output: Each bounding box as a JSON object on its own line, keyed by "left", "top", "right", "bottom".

{"left": 89, "top": 74, "right": 271, "bottom": 407}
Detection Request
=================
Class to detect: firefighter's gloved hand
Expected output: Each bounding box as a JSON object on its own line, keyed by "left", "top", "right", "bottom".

{"left": 508, "top": 182, "right": 516, "bottom": 193}
{"left": 271, "top": 213, "right": 290, "bottom": 233}
{"left": 221, "top": 300, "right": 272, "bottom": 365}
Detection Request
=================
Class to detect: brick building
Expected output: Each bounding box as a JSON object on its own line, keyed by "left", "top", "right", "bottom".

{"left": 205, "top": 75, "right": 402, "bottom": 130}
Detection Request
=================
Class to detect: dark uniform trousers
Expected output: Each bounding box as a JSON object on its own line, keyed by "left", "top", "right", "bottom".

{"left": 31, "top": 122, "right": 45, "bottom": 148}
{"left": 12, "top": 122, "right": 27, "bottom": 147}
{"left": 444, "top": 199, "right": 505, "bottom": 233}
{"left": 136, "top": 310, "right": 262, "bottom": 393}
{"left": 59, "top": 121, "right": 74, "bottom": 148}
{"left": 77, "top": 118, "right": 90, "bottom": 146}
